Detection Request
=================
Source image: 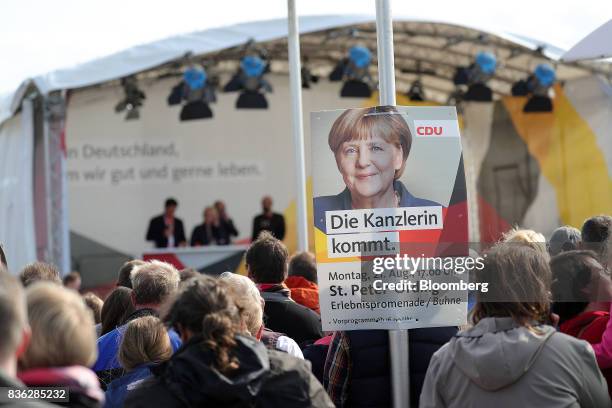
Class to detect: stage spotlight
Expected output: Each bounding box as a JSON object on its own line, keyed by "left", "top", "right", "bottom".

{"left": 115, "top": 76, "right": 145, "bottom": 120}
{"left": 512, "top": 63, "right": 556, "bottom": 112}
{"left": 340, "top": 45, "right": 374, "bottom": 98}
{"left": 407, "top": 79, "right": 425, "bottom": 101}
{"left": 453, "top": 51, "right": 497, "bottom": 102}
{"left": 167, "top": 64, "right": 217, "bottom": 120}
{"left": 223, "top": 54, "right": 272, "bottom": 109}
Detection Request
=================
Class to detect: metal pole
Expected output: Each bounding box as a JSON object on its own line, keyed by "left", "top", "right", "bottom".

{"left": 42, "top": 97, "right": 54, "bottom": 265}
{"left": 375, "top": 1, "right": 410, "bottom": 407}
{"left": 287, "top": 0, "right": 309, "bottom": 251}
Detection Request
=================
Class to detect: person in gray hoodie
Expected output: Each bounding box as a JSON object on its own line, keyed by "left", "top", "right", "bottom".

{"left": 420, "top": 244, "right": 610, "bottom": 408}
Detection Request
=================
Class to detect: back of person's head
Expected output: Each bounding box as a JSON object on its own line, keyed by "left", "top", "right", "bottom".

{"left": 288, "top": 251, "right": 318, "bottom": 284}
{"left": 179, "top": 268, "right": 199, "bottom": 283}
{"left": 473, "top": 244, "right": 552, "bottom": 327}
{"left": 551, "top": 250, "right": 606, "bottom": 325}
{"left": 0, "top": 266, "right": 28, "bottom": 366}
{"left": 581, "top": 215, "right": 612, "bottom": 258}
{"left": 20, "top": 282, "right": 97, "bottom": 369}
{"left": 100, "top": 287, "right": 136, "bottom": 336}
{"left": 245, "top": 231, "right": 288, "bottom": 284}
{"left": 82, "top": 292, "right": 103, "bottom": 324}
{"left": 502, "top": 227, "right": 548, "bottom": 260}
{"left": 163, "top": 276, "right": 241, "bottom": 374}
{"left": 218, "top": 272, "right": 264, "bottom": 337}
{"left": 118, "top": 316, "right": 172, "bottom": 371}
{"left": 63, "top": 271, "right": 81, "bottom": 289}
{"left": 117, "top": 260, "right": 146, "bottom": 289}
{"left": 548, "top": 226, "right": 581, "bottom": 256}
{"left": 131, "top": 261, "right": 180, "bottom": 306}
{"left": 19, "top": 262, "right": 61, "bottom": 287}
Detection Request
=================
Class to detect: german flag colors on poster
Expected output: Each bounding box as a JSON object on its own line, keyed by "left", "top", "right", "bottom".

{"left": 311, "top": 105, "right": 469, "bottom": 330}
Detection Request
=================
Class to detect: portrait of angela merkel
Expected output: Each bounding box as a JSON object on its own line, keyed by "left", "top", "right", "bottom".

{"left": 314, "top": 105, "right": 441, "bottom": 233}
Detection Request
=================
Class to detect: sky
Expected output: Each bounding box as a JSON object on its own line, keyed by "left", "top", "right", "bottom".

{"left": 0, "top": 0, "right": 610, "bottom": 94}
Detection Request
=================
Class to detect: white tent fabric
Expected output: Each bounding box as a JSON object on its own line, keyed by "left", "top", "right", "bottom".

{"left": 0, "top": 101, "right": 36, "bottom": 273}
{"left": 562, "top": 19, "right": 612, "bottom": 61}
{"left": 0, "top": 15, "right": 587, "bottom": 128}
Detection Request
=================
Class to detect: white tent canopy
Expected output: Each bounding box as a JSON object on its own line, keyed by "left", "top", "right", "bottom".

{"left": 563, "top": 19, "right": 612, "bottom": 62}
{"left": 2, "top": 15, "right": 611, "bottom": 126}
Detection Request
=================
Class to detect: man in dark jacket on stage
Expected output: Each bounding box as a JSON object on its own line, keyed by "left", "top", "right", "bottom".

{"left": 146, "top": 198, "right": 187, "bottom": 248}
{"left": 251, "top": 196, "right": 285, "bottom": 241}
{"left": 247, "top": 232, "right": 323, "bottom": 346}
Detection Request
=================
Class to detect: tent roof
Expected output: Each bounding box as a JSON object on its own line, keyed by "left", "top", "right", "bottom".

{"left": 562, "top": 19, "right": 612, "bottom": 61}
{"left": 2, "top": 14, "right": 611, "bottom": 125}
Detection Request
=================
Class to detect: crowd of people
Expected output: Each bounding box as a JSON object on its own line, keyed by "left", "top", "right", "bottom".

{"left": 1, "top": 214, "right": 612, "bottom": 407}
{"left": 145, "top": 196, "right": 286, "bottom": 248}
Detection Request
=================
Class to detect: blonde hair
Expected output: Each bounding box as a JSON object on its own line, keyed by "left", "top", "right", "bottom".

{"left": 328, "top": 106, "right": 412, "bottom": 179}
{"left": 218, "top": 272, "right": 263, "bottom": 337}
{"left": 118, "top": 316, "right": 172, "bottom": 371}
{"left": 20, "top": 283, "right": 97, "bottom": 369}
{"left": 82, "top": 292, "right": 103, "bottom": 324}
{"left": 502, "top": 227, "right": 548, "bottom": 258}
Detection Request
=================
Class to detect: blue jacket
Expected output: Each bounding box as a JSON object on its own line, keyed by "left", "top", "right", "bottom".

{"left": 104, "top": 364, "right": 155, "bottom": 408}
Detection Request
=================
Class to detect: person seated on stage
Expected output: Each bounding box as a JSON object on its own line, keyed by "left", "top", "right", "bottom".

{"left": 285, "top": 251, "right": 320, "bottom": 314}
{"left": 215, "top": 200, "right": 239, "bottom": 245}
{"left": 251, "top": 196, "right": 286, "bottom": 241}
{"left": 190, "top": 206, "right": 222, "bottom": 246}
{"left": 246, "top": 232, "right": 322, "bottom": 346}
{"left": 94, "top": 261, "right": 182, "bottom": 388}
{"left": 146, "top": 198, "right": 187, "bottom": 248}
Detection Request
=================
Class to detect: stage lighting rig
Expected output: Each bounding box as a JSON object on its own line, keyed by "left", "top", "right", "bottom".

{"left": 331, "top": 45, "right": 375, "bottom": 98}
{"left": 115, "top": 76, "right": 145, "bottom": 120}
{"left": 511, "top": 63, "right": 556, "bottom": 112}
{"left": 223, "top": 40, "right": 272, "bottom": 109}
{"left": 453, "top": 51, "right": 497, "bottom": 102}
{"left": 168, "top": 64, "right": 217, "bottom": 120}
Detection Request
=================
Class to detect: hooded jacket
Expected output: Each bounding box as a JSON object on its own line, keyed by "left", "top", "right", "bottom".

{"left": 420, "top": 317, "right": 610, "bottom": 408}
{"left": 124, "top": 335, "right": 333, "bottom": 408}
{"left": 285, "top": 276, "right": 320, "bottom": 315}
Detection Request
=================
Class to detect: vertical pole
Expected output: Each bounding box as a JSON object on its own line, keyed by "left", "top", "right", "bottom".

{"left": 42, "top": 97, "right": 54, "bottom": 265}
{"left": 287, "top": 0, "right": 309, "bottom": 251}
{"left": 375, "top": 1, "right": 410, "bottom": 407}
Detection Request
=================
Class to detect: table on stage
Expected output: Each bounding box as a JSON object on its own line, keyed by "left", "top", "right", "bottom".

{"left": 143, "top": 245, "right": 249, "bottom": 275}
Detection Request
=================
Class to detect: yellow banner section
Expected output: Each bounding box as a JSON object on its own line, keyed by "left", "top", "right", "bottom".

{"left": 503, "top": 85, "right": 612, "bottom": 227}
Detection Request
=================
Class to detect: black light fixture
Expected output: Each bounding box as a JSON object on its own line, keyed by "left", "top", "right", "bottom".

{"left": 511, "top": 63, "right": 556, "bottom": 112}
{"left": 453, "top": 51, "right": 497, "bottom": 102}
{"left": 407, "top": 79, "right": 426, "bottom": 101}
{"left": 223, "top": 41, "right": 272, "bottom": 109}
{"left": 115, "top": 76, "right": 145, "bottom": 120}
{"left": 335, "top": 45, "right": 375, "bottom": 98}
{"left": 301, "top": 57, "right": 319, "bottom": 89}
{"left": 168, "top": 63, "right": 217, "bottom": 120}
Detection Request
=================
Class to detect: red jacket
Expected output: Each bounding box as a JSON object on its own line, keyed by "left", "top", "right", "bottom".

{"left": 284, "top": 276, "right": 320, "bottom": 315}
{"left": 560, "top": 311, "right": 612, "bottom": 398}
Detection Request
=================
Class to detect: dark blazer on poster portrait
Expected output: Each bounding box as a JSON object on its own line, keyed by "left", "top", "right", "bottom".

{"left": 146, "top": 215, "right": 187, "bottom": 248}
{"left": 313, "top": 180, "right": 441, "bottom": 234}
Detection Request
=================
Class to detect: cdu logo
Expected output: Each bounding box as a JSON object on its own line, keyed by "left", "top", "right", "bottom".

{"left": 413, "top": 120, "right": 460, "bottom": 138}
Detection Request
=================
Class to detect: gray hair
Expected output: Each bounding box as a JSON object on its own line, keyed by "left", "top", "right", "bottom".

{"left": 131, "top": 261, "right": 180, "bottom": 305}
{"left": 218, "top": 272, "right": 263, "bottom": 337}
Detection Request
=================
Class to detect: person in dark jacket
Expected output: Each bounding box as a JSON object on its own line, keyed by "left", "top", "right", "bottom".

{"left": 323, "top": 328, "right": 457, "bottom": 408}
{"left": 190, "top": 206, "right": 222, "bottom": 246}
{"left": 146, "top": 198, "right": 187, "bottom": 248}
{"left": 124, "top": 276, "right": 333, "bottom": 408}
{"left": 252, "top": 196, "right": 286, "bottom": 241}
{"left": 246, "top": 232, "right": 323, "bottom": 346}
{"left": 215, "top": 200, "right": 239, "bottom": 245}
{"left": 0, "top": 267, "right": 54, "bottom": 408}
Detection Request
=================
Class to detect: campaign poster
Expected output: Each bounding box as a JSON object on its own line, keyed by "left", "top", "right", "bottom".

{"left": 311, "top": 105, "right": 469, "bottom": 331}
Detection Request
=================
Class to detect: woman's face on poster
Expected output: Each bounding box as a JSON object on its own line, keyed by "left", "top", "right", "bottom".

{"left": 335, "top": 132, "right": 403, "bottom": 201}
